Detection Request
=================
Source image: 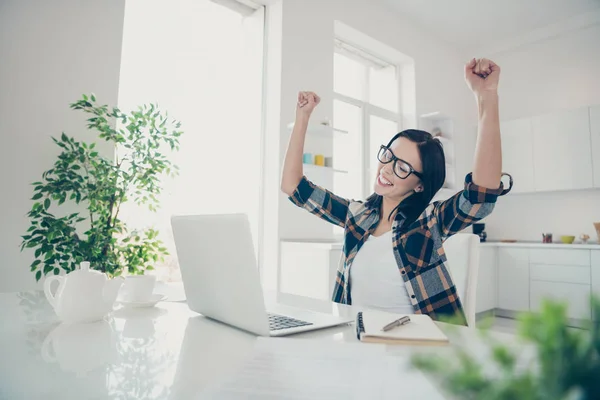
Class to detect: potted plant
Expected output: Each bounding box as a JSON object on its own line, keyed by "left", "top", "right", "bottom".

{"left": 412, "top": 297, "right": 600, "bottom": 400}
{"left": 20, "top": 94, "right": 182, "bottom": 281}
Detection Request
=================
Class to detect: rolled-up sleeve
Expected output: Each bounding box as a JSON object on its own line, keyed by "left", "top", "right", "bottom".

{"left": 288, "top": 176, "right": 350, "bottom": 228}
{"left": 432, "top": 173, "right": 512, "bottom": 240}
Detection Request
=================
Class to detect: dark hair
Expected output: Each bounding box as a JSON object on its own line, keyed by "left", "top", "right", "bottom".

{"left": 365, "top": 129, "right": 446, "bottom": 227}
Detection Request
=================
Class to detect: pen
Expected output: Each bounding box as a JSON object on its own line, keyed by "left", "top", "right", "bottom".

{"left": 381, "top": 316, "right": 411, "bottom": 332}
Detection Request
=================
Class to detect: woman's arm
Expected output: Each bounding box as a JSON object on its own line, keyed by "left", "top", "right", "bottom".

{"left": 281, "top": 91, "right": 351, "bottom": 228}
{"left": 466, "top": 58, "right": 502, "bottom": 188}
{"left": 431, "top": 58, "right": 511, "bottom": 240}
{"left": 281, "top": 91, "right": 320, "bottom": 195}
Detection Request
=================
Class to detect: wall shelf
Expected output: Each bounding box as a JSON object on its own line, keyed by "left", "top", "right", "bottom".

{"left": 303, "top": 163, "right": 348, "bottom": 174}
{"left": 287, "top": 122, "right": 349, "bottom": 137}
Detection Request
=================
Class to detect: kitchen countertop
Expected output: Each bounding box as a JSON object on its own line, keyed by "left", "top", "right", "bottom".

{"left": 281, "top": 239, "right": 600, "bottom": 251}
{"left": 480, "top": 241, "right": 600, "bottom": 250}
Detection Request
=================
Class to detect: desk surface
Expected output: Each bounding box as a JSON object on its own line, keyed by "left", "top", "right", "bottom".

{"left": 0, "top": 289, "right": 522, "bottom": 399}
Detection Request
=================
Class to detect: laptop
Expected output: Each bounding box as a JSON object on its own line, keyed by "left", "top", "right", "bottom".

{"left": 170, "top": 213, "right": 353, "bottom": 337}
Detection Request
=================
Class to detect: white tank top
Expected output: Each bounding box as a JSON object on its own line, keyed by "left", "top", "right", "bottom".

{"left": 349, "top": 231, "right": 415, "bottom": 314}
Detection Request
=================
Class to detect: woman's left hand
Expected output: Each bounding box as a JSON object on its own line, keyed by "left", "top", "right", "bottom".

{"left": 464, "top": 58, "right": 500, "bottom": 95}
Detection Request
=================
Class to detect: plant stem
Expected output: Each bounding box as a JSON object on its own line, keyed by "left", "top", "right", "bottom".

{"left": 82, "top": 153, "right": 94, "bottom": 229}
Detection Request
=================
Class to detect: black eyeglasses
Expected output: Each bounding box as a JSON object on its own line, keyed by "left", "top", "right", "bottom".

{"left": 377, "top": 145, "right": 423, "bottom": 180}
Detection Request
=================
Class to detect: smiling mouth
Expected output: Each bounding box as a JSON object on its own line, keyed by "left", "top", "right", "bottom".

{"left": 378, "top": 175, "right": 394, "bottom": 187}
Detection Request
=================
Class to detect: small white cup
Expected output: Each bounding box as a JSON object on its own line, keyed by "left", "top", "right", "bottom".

{"left": 121, "top": 275, "right": 156, "bottom": 302}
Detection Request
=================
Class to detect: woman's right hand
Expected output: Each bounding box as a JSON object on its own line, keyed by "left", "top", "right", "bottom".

{"left": 296, "top": 91, "right": 320, "bottom": 119}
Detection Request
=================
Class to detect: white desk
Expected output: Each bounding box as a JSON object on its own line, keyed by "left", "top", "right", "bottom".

{"left": 0, "top": 290, "right": 523, "bottom": 399}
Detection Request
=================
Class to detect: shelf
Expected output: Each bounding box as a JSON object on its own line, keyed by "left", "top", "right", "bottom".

{"left": 303, "top": 163, "right": 348, "bottom": 174}
{"left": 419, "top": 111, "right": 451, "bottom": 121}
{"left": 287, "top": 122, "right": 349, "bottom": 136}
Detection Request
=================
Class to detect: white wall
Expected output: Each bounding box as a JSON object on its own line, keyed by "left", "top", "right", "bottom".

{"left": 0, "top": 1, "right": 125, "bottom": 292}
{"left": 264, "top": 0, "right": 476, "bottom": 289}
{"left": 482, "top": 23, "right": 600, "bottom": 241}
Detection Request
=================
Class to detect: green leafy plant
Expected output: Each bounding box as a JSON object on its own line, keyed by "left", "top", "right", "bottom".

{"left": 20, "top": 94, "right": 182, "bottom": 281}
{"left": 413, "top": 297, "right": 600, "bottom": 400}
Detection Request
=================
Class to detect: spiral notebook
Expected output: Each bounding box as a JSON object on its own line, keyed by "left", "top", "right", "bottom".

{"left": 356, "top": 311, "right": 449, "bottom": 346}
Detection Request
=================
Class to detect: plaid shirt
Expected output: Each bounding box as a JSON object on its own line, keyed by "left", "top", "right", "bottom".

{"left": 288, "top": 173, "right": 511, "bottom": 325}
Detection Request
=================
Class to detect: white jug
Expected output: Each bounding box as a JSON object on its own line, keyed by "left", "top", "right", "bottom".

{"left": 44, "top": 261, "right": 124, "bottom": 323}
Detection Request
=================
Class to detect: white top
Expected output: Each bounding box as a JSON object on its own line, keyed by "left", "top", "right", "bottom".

{"left": 349, "top": 231, "right": 415, "bottom": 314}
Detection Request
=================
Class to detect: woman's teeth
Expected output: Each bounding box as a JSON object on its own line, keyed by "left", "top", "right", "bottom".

{"left": 379, "top": 175, "right": 393, "bottom": 186}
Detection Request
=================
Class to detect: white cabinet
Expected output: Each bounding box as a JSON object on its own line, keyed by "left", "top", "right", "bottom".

{"left": 500, "top": 118, "right": 535, "bottom": 193}
{"left": 476, "top": 246, "right": 497, "bottom": 313}
{"left": 532, "top": 107, "right": 593, "bottom": 191}
{"left": 530, "top": 248, "right": 590, "bottom": 266}
{"left": 593, "top": 251, "right": 600, "bottom": 299}
{"left": 530, "top": 281, "right": 591, "bottom": 320}
{"left": 529, "top": 248, "right": 591, "bottom": 320}
{"left": 497, "top": 248, "right": 530, "bottom": 312}
{"left": 590, "top": 106, "right": 600, "bottom": 188}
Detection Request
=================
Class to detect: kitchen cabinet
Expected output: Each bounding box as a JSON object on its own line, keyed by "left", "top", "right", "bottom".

{"left": 593, "top": 251, "right": 600, "bottom": 299}
{"left": 497, "top": 248, "right": 530, "bottom": 312}
{"left": 590, "top": 106, "right": 600, "bottom": 188}
{"left": 532, "top": 107, "right": 593, "bottom": 191}
{"left": 500, "top": 118, "right": 535, "bottom": 193}
{"left": 530, "top": 281, "right": 591, "bottom": 320}
{"left": 530, "top": 263, "right": 590, "bottom": 285}
{"left": 476, "top": 246, "right": 497, "bottom": 313}
{"left": 529, "top": 248, "right": 590, "bottom": 266}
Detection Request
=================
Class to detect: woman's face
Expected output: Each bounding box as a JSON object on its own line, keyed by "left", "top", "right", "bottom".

{"left": 374, "top": 137, "right": 424, "bottom": 200}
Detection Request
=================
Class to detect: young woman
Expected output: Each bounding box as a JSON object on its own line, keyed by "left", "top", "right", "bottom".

{"left": 281, "top": 58, "right": 512, "bottom": 325}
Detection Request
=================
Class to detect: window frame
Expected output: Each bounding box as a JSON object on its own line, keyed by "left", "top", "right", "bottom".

{"left": 333, "top": 46, "right": 402, "bottom": 198}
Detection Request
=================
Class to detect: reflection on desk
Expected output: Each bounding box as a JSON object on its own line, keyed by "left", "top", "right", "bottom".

{"left": 0, "top": 290, "right": 526, "bottom": 399}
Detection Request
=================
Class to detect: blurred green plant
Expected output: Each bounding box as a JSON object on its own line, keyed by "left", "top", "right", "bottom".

{"left": 413, "top": 297, "right": 600, "bottom": 400}
{"left": 20, "top": 94, "right": 182, "bottom": 281}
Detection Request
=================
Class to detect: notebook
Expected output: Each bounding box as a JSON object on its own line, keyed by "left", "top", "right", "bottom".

{"left": 356, "top": 311, "right": 449, "bottom": 346}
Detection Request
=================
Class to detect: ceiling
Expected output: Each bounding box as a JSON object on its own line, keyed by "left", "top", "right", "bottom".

{"left": 384, "top": 0, "right": 600, "bottom": 52}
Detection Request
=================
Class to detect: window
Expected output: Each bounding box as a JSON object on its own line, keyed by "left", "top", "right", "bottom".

{"left": 333, "top": 41, "right": 401, "bottom": 199}
{"left": 117, "top": 0, "right": 265, "bottom": 281}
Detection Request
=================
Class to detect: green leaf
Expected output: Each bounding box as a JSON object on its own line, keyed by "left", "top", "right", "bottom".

{"left": 61, "top": 132, "right": 68, "bottom": 142}
{"left": 90, "top": 94, "right": 96, "bottom": 102}
{"left": 35, "top": 248, "right": 42, "bottom": 258}
{"left": 90, "top": 152, "right": 98, "bottom": 158}
{"left": 35, "top": 271, "right": 42, "bottom": 281}
{"left": 54, "top": 268, "right": 60, "bottom": 275}
{"left": 32, "top": 193, "right": 43, "bottom": 200}
{"left": 44, "top": 198, "right": 50, "bottom": 209}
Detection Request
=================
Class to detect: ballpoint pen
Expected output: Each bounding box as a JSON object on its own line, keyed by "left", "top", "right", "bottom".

{"left": 381, "top": 315, "right": 411, "bottom": 332}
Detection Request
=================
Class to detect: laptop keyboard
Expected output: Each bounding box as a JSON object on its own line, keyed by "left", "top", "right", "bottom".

{"left": 268, "top": 313, "right": 313, "bottom": 331}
